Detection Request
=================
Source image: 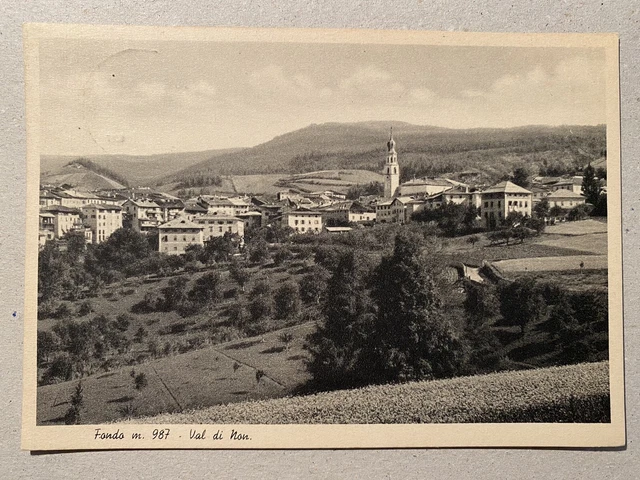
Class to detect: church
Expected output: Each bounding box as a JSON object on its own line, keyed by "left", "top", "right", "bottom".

{"left": 383, "top": 128, "right": 400, "bottom": 198}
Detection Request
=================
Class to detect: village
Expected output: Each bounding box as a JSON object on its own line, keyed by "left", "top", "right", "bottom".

{"left": 38, "top": 129, "right": 602, "bottom": 252}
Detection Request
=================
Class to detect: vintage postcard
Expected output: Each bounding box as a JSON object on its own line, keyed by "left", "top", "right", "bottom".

{"left": 22, "top": 24, "right": 624, "bottom": 450}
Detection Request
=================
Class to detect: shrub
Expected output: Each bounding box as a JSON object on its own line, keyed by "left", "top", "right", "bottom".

{"left": 114, "top": 313, "right": 132, "bottom": 332}
{"left": 273, "top": 246, "right": 294, "bottom": 266}
{"left": 273, "top": 281, "right": 302, "bottom": 320}
{"left": 134, "top": 372, "right": 148, "bottom": 390}
{"left": 133, "top": 326, "right": 148, "bottom": 344}
{"left": 41, "top": 354, "right": 74, "bottom": 385}
{"left": 37, "top": 330, "right": 59, "bottom": 367}
{"left": 77, "top": 300, "right": 94, "bottom": 317}
{"left": 248, "top": 295, "right": 274, "bottom": 321}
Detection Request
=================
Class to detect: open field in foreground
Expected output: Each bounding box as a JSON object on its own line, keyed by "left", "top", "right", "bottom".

{"left": 129, "top": 361, "right": 610, "bottom": 424}
{"left": 37, "top": 323, "right": 313, "bottom": 425}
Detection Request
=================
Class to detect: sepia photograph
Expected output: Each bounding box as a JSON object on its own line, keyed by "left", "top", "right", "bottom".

{"left": 22, "top": 25, "right": 624, "bottom": 450}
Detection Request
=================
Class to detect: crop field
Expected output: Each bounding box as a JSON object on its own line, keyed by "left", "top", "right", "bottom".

{"left": 129, "top": 362, "right": 610, "bottom": 424}
{"left": 37, "top": 322, "right": 314, "bottom": 425}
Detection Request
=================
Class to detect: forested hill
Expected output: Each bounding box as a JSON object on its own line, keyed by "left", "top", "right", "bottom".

{"left": 163, "top": 122, "right": 606, "bottom": 187}
{"left": 42, "top": 122, "right": 606, "bottom": 190}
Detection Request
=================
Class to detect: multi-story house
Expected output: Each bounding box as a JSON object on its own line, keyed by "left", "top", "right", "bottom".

{"left": 158, "top": 217, "right": 204, "bottom": 255}
{"left": 321, "top": 201, "right": 376, "bottom": 225}
{"left": 122, "top": 199, "right": 164, "bottom": 232}
{"left": 192, "top": 215, "right": 245, "bottom": 241}
{"left": 281, "top": 209, "right": 323, "bottom": 234}
{"left": 200, "top": 196, "right": 251, "bottom": 217}
{"left": 236, "top": 211, "right": 264, "bottom": 230}
{"left": 480, "top": 181, "right": 532, "bottom": 229}
{"left": 544, "top": 189, "right": 586, "bottom": 209}
{"left": 38, "top": 212, "right": 55, "bottom": 247}
{"left": 81, "top": 203, "right": 123, "bottom": 244}
{"left": 43, "top": 205, "right": 83, "bottom": 238}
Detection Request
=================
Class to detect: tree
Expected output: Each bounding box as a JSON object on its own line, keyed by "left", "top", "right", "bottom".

{"left": 188, "top": 272, "right": 222, "bottom": 306}
{"left": 498, "top": 278, "right": 546, "bottom": 335}
{"left": 305, "top": 250, "right": 376, "bottom": 390}
{"left": 247, "top": 238, "right": 270, "bottom": 264}
{"left": 229, "top": 260, "right": 250, "bottom": 292}
{"left": 161, "top": 276, "right": 189, "bottom": 311}
{"left": 273, "top": 281, "right": 302, "bottom": 320}
{"left": 369, "top": 232, "right": 465, "bottom": 382}
{"left": 299, "top": 266, "right": 331, "bottom": 305}
{"left": 37, "top": 330, "right": 59, "bottom": 366}
{"left": 466, "top": 235, "right": 480, "bottom": 247}
{"left": 134, "top": 372, "right": 148, "bottom": 390}
{"left": 581, "top": 163, "right": 601, "bottom": 206}
{"left": 596, "top": 167, "right": 607, "bottom": 180}
{"left": 463, "top": 281, "right": 499, "bottom": 330}
{"left": 511, "top": 166, "right": 531, "bottom": 188}
{"left": 533, "top": 198, "right": 550, "bottom": 219}
{"left": 64, "top": 381, "right": 84, "bottom": 425}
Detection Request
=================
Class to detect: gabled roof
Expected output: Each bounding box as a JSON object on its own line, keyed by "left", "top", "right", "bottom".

{"left": 236, "top": 211, "right": 263, "bottom": 217}
{"left": 44, "top": 205, "right": 81, "bottom": 214}
{"left": 376, "top": 199, "right": 394, "bottom": 206}
{"left": 193, "top": 215, "right": 243, "bottom": 222}
{"left": 546, "top": 189, "right": 585, "bottom": 199}
{"left": 393, "top": 196, "right": 415, "bottom": 204}
{"left": 482, "top": 181, "right": 532, "bottom": 195}
{"left": 125, "top": 199, "right": 160, "bottom": 208}
{"left": 159, "top": 217, "right": 204, "bottom": 230}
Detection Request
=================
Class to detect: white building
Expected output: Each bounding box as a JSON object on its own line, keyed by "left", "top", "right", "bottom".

{"left": 158, "top": 217, "right": 204, "bottom": 255}
{"left": 80, "top": 203, "right": 123, "bottom": 244}
{"left": 480, "top": 181, "right": 532, "bottom": 229}
{"left": 192, "top": 215, "right": 245, "bottom": 241}
{"left": 281, "top": 209, "right": 323, "bottom": 234}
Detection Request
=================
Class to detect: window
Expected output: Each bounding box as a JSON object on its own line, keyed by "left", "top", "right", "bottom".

{"left": 490, "top": 201, "right": 494, "bottom": 208}
{"left": 484, "top": 202, "right": 489, "bottom": 208}
{"left": 219, "top": 226, "right": 223, "bottom": 232}
{"left": 525, "top": 201, "right": 528, "bottom": 207}
{"left": 174, "top": 236, "right": 177, "bottom": 241}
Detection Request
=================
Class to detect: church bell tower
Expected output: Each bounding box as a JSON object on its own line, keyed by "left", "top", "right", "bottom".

{"left": 383, "top": 127, "right": 400, "bottom": 198}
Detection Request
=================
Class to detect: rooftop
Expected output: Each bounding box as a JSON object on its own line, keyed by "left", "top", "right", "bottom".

{"left": 482, "top": 181, "right": 532, "bottom": 195}
{"left": 159, "top": 218, "right": 204, "bottom": 230}
{"left": 546, "top": 189, "right": 585, "bottom": 199}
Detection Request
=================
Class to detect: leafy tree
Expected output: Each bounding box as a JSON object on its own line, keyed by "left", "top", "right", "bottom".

{"left": 161, "top": 276, "right": 189, "bottom": 311}
{"left": 549, "top": 205, "right": 566, "bottom": 219}
{"left": 596, "top": 167, "right": 607, "bottom": 180}
{"left": 247, "top": 238, "right": 270, "bottom": 264}
{"left": 300, "top": 266, "right": 331, "bottom": 305}
{"left": 273, "top": 281, "right": 302, "bottom": 320}
{"left": 463, "top": 280, "right": 499, "bottom": 330}
{"left": 533, "top": 198, "right": 550, "bottom": 219}
{"left": 369, "top": 232, "right": 465, "bottom": 382}
{"left": 229, "top": 260, "right": 251, "bottom": 292}
{"left": 511, "top": 166, "right": 531, "bottom": 188}
{"left": 498, "top": 278, "right": 546, "bottom": 335}
{"left": 305, "top": 250, "right": 376, "bottom": 389}
{"left": 273, "top": 245, "right": 294, "bottom": 266}
{"left": 581, "top": 163, "right": 601, "bottom": 206}
{"left": 188, "top": 272, "right": 222, "bottom": 305}
{"left": 37, "top": 330, "right": 59, "bottom": 366}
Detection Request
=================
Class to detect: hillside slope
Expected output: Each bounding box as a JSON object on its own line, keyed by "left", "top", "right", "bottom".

{"left": 129, "top": 361, "right": 609, "bottom": 424}
{"left": 41, "top": 163, "right": 126, "bottom": 190}
{"left": 163, "top": 122, "right": 606, "bottom": 186}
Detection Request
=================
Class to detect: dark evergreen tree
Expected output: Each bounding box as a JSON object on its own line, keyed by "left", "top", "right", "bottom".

{"left": 369, "top": 232, "right": 465, "bottom": 382}
{"left": 305, "top": 250, "right": 375, "bottom": 390}
{"left": 511, "top": 166, "right": 531, "bottom": 188}
{"left": 581, "top": 163, "right": 601, "bottom": 206}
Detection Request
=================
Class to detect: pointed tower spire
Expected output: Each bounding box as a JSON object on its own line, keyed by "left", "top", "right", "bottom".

{"left": 387, "top": 126, "right": 396, "bottom": 153}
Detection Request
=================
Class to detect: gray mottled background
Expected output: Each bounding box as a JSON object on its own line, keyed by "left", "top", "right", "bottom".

{"left": 1, "top": 1, "right": 638, "bottom": 478}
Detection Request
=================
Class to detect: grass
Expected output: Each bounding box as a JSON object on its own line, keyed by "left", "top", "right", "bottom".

{"left": 36, "top": 323, "right": 314, "bottom": 425}
{"left": 127, "top": 362, "right": 610, "bottom": 424}
{"left": 493, "top": 255, "right": 607, "bottom": 273}
{"left": 508, "top": 269, "right": 608, "bottom": 292}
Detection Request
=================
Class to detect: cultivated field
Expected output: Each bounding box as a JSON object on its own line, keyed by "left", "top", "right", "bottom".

{"left": 128, "top": 361, "right": 610, "bottom": 424}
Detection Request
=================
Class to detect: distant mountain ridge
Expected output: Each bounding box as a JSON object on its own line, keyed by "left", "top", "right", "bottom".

{"left": 41, "top": 122, "right": 606, "bottom": 191}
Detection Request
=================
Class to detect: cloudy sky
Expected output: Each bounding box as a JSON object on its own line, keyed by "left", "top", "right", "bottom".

{"left": 39, "top": 39, "right": 607, "bottom": 156}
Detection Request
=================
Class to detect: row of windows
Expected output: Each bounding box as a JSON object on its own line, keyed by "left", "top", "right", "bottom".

{"left": 294, "top": 219, "right": 320, "bottom": 225}
{"left": 208, "top": 226, "right": 234, "bottom": 233}
{"left": 294, "top": 227, "right": 320, "bottom": 232}
{"left": 161, "top": 236, "right": 199, "bottom": 242}
{"left": 507, "top": 201, "right": 528, "bottom": 208}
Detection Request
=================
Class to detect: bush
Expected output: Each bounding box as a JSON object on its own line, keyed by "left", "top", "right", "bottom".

{"left": 273, "top": 281, "right": 302, "bottom": 320}
{"left": 134, "top": 372, "right": 148, "bottom": 390}
{"left": 41, "top": 354, "right": 74, "bottom": 385}
{"left": 133, "top": 326, "right": 148, "bottom": 343}
{"left": 273, "top": 246, "right": 294, "bottom": 266}
{"left": 77, "top": 300, "right": 94, "bottom": 317}
{"left": 114, "top": 313, "right": 132, "bottom": 332}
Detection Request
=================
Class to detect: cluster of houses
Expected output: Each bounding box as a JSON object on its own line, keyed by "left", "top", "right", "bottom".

{"left": 38, "top": 130, "right": 594, "bottom": 255}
